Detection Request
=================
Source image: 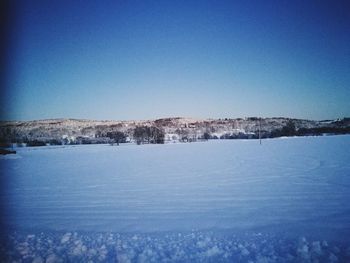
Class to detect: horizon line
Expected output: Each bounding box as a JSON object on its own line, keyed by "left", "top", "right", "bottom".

{"left": 1, "top": 116, "right": 348, "bottom": 123}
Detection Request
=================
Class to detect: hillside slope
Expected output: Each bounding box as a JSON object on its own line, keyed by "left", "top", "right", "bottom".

{"left": 0, "top": 117, "right": 349, "bottom": 145}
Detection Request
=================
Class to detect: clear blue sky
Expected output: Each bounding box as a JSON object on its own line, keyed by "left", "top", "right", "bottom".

{"left": 3, "top": 0, "right": 350, "bottom": 121}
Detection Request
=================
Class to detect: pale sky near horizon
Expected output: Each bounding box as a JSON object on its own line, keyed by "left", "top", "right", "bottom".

{"left": 2, "top": 0, "right": 350, "bottom": 121}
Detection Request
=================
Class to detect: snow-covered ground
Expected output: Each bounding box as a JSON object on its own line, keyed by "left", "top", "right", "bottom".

{"left": 1, "top": 135, "right": 350, "bottom": 262}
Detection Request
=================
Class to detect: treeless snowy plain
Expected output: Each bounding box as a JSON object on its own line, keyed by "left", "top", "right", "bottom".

{"left": 1, "top": 135, "right": 350, "bottom": 262}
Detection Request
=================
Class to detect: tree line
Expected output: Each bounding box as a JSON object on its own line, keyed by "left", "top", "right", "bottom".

{"left": 1, "top": 119, "right": 350, "bottom": 147}
{"left": 105, "top": 126, "right": 165, "bottom": 145}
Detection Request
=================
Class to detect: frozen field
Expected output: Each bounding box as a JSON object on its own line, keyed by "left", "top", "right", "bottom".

{"left": 1, "top": 135, "right": 350, "bottom": 262}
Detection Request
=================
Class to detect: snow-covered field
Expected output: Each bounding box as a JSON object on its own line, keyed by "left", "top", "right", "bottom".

{"left": 1, "top": 135, "right": 350, "bottom": 262}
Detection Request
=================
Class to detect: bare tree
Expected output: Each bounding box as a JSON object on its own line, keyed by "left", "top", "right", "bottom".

{"left": 106, "top": 131, "right": 127, "bottom": 145}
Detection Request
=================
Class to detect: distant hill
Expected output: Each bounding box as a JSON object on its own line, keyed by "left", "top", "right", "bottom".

{"left": 0, "top": 117, "right": 349, "bottom": 146}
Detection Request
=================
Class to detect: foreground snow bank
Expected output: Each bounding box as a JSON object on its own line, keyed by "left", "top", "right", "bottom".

{"left": 2, "top": 231, "right": 350, "bottom": 263}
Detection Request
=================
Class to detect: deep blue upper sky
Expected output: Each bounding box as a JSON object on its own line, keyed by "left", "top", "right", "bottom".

{"left": 4, "top": 0, "right": 350, "bottom": 121}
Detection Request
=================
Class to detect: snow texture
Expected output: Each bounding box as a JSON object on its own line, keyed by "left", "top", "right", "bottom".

{"left": 1, "top": 135, "right": 350, "bottom": 262}
{"left": 2, "top": 231, "right": 350, "bottom": 262}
